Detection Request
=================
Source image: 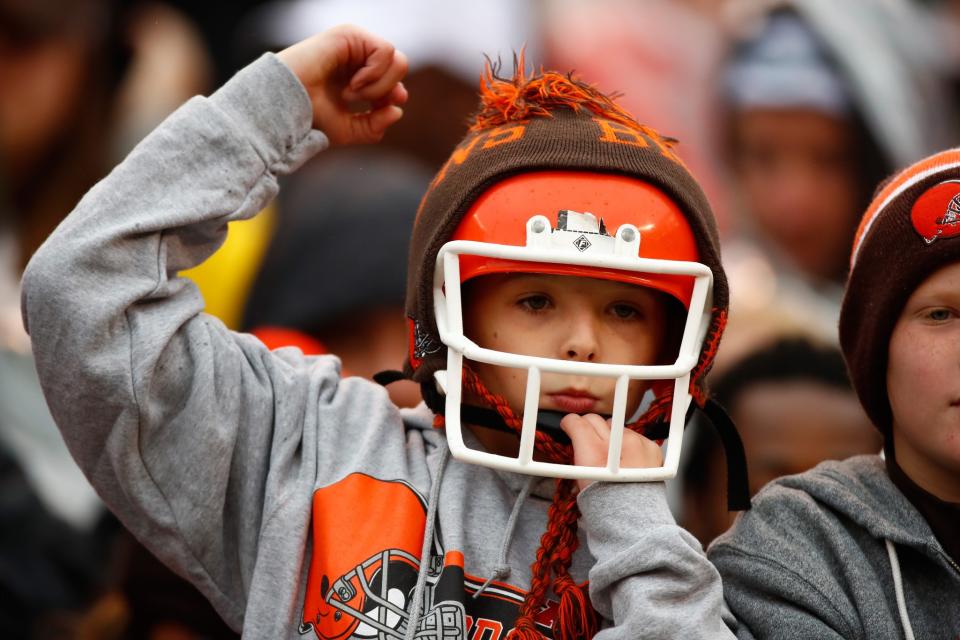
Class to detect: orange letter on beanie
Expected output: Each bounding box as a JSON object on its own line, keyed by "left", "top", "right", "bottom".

{"left": 595, "top": 118, "right": 650, "bottom": 148}
{"left": 429, "top": 134, "right": 485, "bottom": 190}
{"left": 595, "top": 118, "right": 685, "bottom": 167}
{"left": 481, "top": 124, "right": 525, "bottom": 149}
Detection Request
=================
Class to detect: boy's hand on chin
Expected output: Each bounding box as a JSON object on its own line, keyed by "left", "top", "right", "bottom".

{"left": 277, "top": 24, "right": 408, "bottom": 145}
{"left": 560, "top": 413, "right": 664, "bottom": 491}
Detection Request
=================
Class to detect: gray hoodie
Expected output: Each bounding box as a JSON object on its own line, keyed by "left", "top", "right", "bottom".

{"left": 709, "top": 455, "right": 960, "bottom": 639}
{"left": 20, "top": 53, "right": 736, "bottom": 639}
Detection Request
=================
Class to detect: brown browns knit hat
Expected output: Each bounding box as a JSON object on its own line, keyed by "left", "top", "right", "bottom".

{"left": 402, "top": 61, "right": 729, "bottom": 407}
{"left": 840, "top": 148, "right": 960, "bottom": 435}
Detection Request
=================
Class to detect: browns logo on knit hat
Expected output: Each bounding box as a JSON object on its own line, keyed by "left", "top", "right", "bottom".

{"left": 840, "top": 148, "right": 960, "bottom": 436}
{"left": 402, "top": 61, "right": 728, "bottom": 406}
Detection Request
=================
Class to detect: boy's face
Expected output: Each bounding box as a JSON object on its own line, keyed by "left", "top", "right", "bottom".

{"left": 733, "top": 108, "right": 860, "bottom": 282}
{"left": 463, "top": 272, "right": 669, "bottom": 418}
{"left": 887, "top": 260, "right": 960, "bottom": 500}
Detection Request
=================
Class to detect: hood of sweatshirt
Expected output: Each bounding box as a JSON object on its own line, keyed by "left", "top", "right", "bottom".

{"left": 772, "top": 455, "right": 952, "bottom": 563}
{"left": 711, "top": 455, "right": 960, "bottom": 640}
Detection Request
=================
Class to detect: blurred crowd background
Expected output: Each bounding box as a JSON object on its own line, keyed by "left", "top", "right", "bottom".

{"left": 2, "top": 0, "right": 958, "bottom": 637}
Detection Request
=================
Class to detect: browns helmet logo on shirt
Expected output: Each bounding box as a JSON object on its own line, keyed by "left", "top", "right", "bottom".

{"left": 911, "top": 180, "right": 960, "bottom": 245}
{"left": 299, "top": 474, "right": 430, "bottom": 639}
{"left": 299, "top": 473, "right": 565, "bottom": 640}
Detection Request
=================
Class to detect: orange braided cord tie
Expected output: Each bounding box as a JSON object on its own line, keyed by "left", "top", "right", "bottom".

{"left": 439, "top": 367, "right": 672, "bottom": 639}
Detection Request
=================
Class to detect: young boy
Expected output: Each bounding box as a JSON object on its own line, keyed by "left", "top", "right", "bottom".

{"left": 710, "top": 150, "right": 960, "bottom": 638}
{"left": 22, "top": 26, "right": 739, "bottom": 638}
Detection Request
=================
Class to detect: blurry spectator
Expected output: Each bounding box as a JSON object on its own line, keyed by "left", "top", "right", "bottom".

{"left": 905, "top": 0, "right": 960, "bottom": 126}
{"left": 934, "top": 0, "right": 960, "bottom": 120}
{"left": 0, "top": 439, "right": 118, "bottom": 636}
{"left": 682, "top": 335, "right": 880, "bottom": 546}
{"left": 78, "top": 531, "right": 240, "bottom": 640}
{"left": 111, "top": 2, "right": 213, "bottom": 156}
{"left": 544, "top": 0, "right": 732, "bottom": 228}
{"left": 0, "top": 0, "right": 140, "bottom": 632}
{"left": 1, "top": 1, "right": 236, "bottom": 636}
{"left": 720, "top": 0, "right": 956, "bottom": 301}
{"left": 162, "top": 0, "right": 270, "bottom": 84}
{"left": 243, "top": 150, "right": 432, "bottom": 408}
{"left": 0, "top": 0, "right": 134, "bottom": 271}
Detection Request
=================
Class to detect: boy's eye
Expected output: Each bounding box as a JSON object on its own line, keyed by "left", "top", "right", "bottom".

{"left": 926, "top": 307, "right": 955, "bottom": 322}
{"left": 610, "top": 303, "right": 642, "bottom": 320}
{"left": 518, "top": 294, "right": 551, "bottom": 312}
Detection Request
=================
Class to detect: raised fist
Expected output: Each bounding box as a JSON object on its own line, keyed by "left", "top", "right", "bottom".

{"left": 277, "top": 24, "right": 408, "bottom": 145}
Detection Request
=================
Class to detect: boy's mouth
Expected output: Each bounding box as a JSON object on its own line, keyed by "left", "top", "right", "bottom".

{"left": 547, "top": 389, "right": 600, "bottom": 414}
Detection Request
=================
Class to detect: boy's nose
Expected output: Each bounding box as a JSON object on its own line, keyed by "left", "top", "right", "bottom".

{"left": 560, "top": 316, "right": 600, "bottom": 362}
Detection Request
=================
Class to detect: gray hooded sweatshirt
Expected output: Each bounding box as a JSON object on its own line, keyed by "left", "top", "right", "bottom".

{"left": 20, "top": 53, "right": 736, "bottom": 639}
{"left": 709, "top": 455, "right": 960, "bottom": 639}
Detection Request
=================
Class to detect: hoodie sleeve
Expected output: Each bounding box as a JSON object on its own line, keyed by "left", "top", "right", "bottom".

{"left": 20, "top": 53, "right": 330, "bottom": 628}
{"left": 708, "top": 484, "right": 866, "bottom": 639}
{"left": 578, "top": 482, "right": 738, "bottom": 638}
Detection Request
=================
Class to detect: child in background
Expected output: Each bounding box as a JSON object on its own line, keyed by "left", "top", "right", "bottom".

{"left": 22, "top": 26, "right": 740, "bottom": 639}
{"left": 710, "top": 150, "right": 960, "bottom": 638}
{"left": 242, "top": 149, "right": 432, "bottom": 409}
{"left": 683, "top": 335, "right": 879, "bottom": 546}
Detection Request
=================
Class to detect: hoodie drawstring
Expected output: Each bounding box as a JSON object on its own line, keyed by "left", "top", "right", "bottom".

{"left": 885, "top": 539, "right": 916, "bottom": 640}
{"left": 404, "top": 446, "right": 450, "bottom": 640}
{"left": 473, "top": 475, "right": 535, "bottom": 599}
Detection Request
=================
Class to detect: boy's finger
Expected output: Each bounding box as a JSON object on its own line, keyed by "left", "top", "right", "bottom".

{"left": 388, "top": 81, "right": 409, "bottom": 106}
{"left": 560, "top": 413, "right": 593, "bottom": 436}
{"left": 344, "top": 50, "right": 408, "bottom": 103}
{"left": 369, "top": 82, "right": 408, "bottom": 112}
{"left": 338, "top": 28, "right": 396, "bottom": 86}
{"left": 560, "top": 413, "right": 609, "bottom": 442}
{"left": 351, "top": 104, "right": 404, "bottom": 143}
{"left": 581, "top": 413, "right": 610, "bottom": 439}
{"left": 621, "top": 429, "right": 664, "bottom": 466}
{"left": 561, "top": 414, "right": 611, "bottom": 469}
{"left": 560, "top": 414, "right": 595, "bottom": 448}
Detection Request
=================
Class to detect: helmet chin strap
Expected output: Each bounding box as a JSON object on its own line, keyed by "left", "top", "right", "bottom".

{"left": 457, "top": 400, "right": 750, "bottom": 511}
{"left": 373, "top": 368, "right": 751, "bottom": 511}
{"left": 457, "top": 404, "right": 672, "bottom": 446}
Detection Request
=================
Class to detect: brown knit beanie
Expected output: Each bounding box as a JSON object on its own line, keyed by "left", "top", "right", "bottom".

{"left": 403, "top": 61, "right": 728, "bottom": 405}
{"left": 840, "top": 148, "right": 960, "bottom": 436}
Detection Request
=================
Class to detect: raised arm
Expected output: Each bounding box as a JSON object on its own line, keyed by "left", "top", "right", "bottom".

{"left": 21, "top": 26, "right": 406, "bottom": 627}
